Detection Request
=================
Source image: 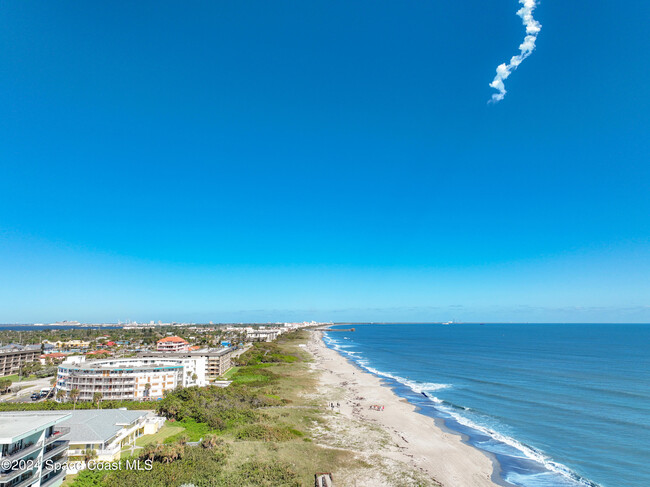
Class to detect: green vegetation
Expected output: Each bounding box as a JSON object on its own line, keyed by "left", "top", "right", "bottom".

{"left": 0, "top": 378, "right": 12, "bottom": 393}
{"left": 234, "top": 341, "right": 299, "bottom": 366}
{"left": 221, "top": 366, "right": 239, "bottom": 380}
{"left": 0, "top": 399, "right": 156, "bottom": 412}
{"left": 68, "top": 450, "right": 301, "bottom": 487}
{"left": 1, "top": 374, "right": 37, "bottom": 383}
{"left": 162, "top": 418, "right": 212, "bottom": 443}
{"left": 136, "top": 424, "right": 185, "bottom": 448}
{"left": 65, "top": 330, "right": 368, "bottom": 487}
{"left": 235, "top": 424, "right": 304, "bottom": 442}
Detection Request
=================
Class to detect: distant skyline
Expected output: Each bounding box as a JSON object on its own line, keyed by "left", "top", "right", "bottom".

{"left": 1, "top": 1, "right": 649, "bottom": 323}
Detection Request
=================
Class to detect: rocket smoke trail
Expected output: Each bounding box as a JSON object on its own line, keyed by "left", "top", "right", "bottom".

{"left": 489, "top": 0, "right": 542, "bottom": 102}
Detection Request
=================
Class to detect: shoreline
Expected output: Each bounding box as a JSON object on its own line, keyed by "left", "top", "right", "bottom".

{"left": 307, "top": 330, "right": 502, "bottom": 487}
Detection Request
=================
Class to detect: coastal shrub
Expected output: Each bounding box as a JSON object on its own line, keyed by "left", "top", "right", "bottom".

{"left": 235, "top": 342, "right": 299, "bottom": 366}
{"left": 230, "top": 367, "right": 278, "bottom": 386}
{"left": 96, "top": 456, "right": 299, "bottom": 487}
{"left": 155, "top": 386, "right": 273, "bottom": 434}
{"left": 69, "top": 468, "right": 106, "bottom": 487}
{"left": 235, "top": 424, "right": 304, "bottom": 442}
{"left": 219, "top": 460, "right": 301, "bottom": 487}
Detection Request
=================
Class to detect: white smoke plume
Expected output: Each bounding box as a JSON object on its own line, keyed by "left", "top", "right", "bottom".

{"left": 489, "top": 0, "right": 542, "bottom": 102}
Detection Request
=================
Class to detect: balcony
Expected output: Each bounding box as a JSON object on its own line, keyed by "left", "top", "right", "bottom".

{"left": 40, "top": 465, "right": 66, "bottom": 487}
{"left": 45, "top": 428, "right": 70, "bottom": 445}
{"left": 43, "top": 442, "right": 68, "bottom": 461}
{"left": 0, "top": 462, "right": 38, "bottom": 483}
{"left": 5, "top": 469, "right": 38, "bottom": 487}
{"left": 68, "top": 444, "right": 119, "bottom": 458}
{"left": 1, "top": 441, "right": 42, "bottom": 464}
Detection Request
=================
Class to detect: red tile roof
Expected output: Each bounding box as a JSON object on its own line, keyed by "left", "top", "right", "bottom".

{"left": 157, "top": 336, "right": 189, "bottom": 344}
{"left": 41, "top": 352, "right": 67, "bottom": 359}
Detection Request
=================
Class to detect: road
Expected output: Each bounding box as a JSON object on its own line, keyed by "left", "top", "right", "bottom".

{"left": 0, "top": 377, "right": 55, "bottom": 403}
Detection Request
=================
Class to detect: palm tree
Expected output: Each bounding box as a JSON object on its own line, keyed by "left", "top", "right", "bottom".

{"left": 82, "top": 448, "right": 97, "bottom": 466}
{"left": 69, "top": 388, "right": 80, "bottom": 409}
{"left": 141, "top": 443, "right": 159, "bottom": 461}
{"left": 0, "top": 378, "right": 11, "bottom": 394}
{"left": 200, "top": 434, "right": 220, "bottom": 449}
{"left": 144, "top": 382, "right": 151, "bottom": 399}
{"left": 56, "top": 389, "right": 65, "bottom": 402}
{"left": 93, "top": 391, "right": 103, "bottom": 408}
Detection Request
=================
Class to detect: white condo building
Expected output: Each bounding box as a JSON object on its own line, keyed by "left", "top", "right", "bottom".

{"left": 55, "top": 348, "right": 235, "bottom": 402}
{"left": 56, "top": 356, "right": 206, "bottom": 402}
{"left": 0, "top": 413, "right": 71, "bottom": 487}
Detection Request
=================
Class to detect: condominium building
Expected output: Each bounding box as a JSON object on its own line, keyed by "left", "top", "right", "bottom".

{"left": 55, "top": 356, "right": 205, "bottom": 402}
{"left": 223, "top": 326, "right": 287, "bottom": 342}
{"left": 1, "top": 410, "right": 164, "bottom": 471}
{"left": 138, "top": 347, "right": 236, "bottom": 381}
{"left": 246, "top": 329, "right": 280, "bottom": 342}
{"left": 205, "top": 347, "right": 235, "bottom": 379}
{"left": 0, "top": 346, "right": 41, "bottom": 377}
{"left": 0, "top": 412, "right": 71, "bottom": 487}
{"left": 55, "top": 346, "right": 237, "bottom": 402}
{"left": 156, "top": 336, "right": 189, "bottom": 352}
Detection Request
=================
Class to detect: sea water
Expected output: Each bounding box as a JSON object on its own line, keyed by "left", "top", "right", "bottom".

{"left": 323, "top": 324, "right": 650, "bottom": 487}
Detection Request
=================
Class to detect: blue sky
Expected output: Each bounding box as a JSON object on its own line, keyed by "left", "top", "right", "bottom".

{"left": 1, "top": 1, "right": 648, "bottom": 323}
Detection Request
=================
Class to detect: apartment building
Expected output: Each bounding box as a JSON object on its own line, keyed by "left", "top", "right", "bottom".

{"left": 138, "top": 347, "right": 235, "bottom": 381}
{"left": 205, "top": 347, "right": 235, "bottom": 379}
{"left": 246, "top": 329, "right": 280, "bottom": 342}
{"left": 55, "top": 357, "right": 203, "bottom": 402}
{"left": 0, "top": 412, "right": 71, "bottom": 487}
{"left": 156, "top": 336, "right": 189, "bottom": 352}
{"left": 0, "top": 346, "right": 41, "bottom": 377}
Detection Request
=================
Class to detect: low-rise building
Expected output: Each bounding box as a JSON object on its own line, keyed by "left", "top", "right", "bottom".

{"left": 156, "top": 336, "right": 189, "bottom": 352}
{"left": 60, "top": 409, "right": 164, "bottom": 464}
{"left": 43, "top": 340, "right": 92, "bottom": 351}
{"left": 0, "top": 412, "right": 71, "bottom": 487}
{"left": 40, "top": 353, "right": 68, "bottom": 365}
{"left": 246, "top": 329, "right": 280, "bottom": 342}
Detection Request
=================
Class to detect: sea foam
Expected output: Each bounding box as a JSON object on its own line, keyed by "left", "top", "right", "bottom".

{"left": 323, "top": 332, "right": 600, "bottom": 487}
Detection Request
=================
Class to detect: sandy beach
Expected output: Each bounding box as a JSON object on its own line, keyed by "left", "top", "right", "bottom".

{"left": 306, "top": 330, "right": 500, "bottom": 487}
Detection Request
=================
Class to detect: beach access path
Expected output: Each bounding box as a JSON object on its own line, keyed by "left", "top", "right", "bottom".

{"left": 307, "top": 330, "right": 500, "bottom": 487}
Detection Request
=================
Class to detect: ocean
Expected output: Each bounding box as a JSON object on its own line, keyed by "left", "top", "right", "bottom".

{"left": 323, "top": 323, "right": 650, "bottom": 487}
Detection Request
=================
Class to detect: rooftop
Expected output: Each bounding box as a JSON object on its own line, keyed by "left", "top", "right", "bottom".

{"left": 59, "top": 409, "right": 151, "bottom": 443}
{"left": 157, "top": 336, "right": 188, "bottom": 344}
{"left": 60, "top": 357, "right": 185, "bottom": 372}
{"left": 0, "top": 413, "right": 71, "bottom": 443}
{"left": 138, "top": 346, "right": 236, "bottom": 359}
{"left": 0, "top": 410, "right": 152, "bottom": 444}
